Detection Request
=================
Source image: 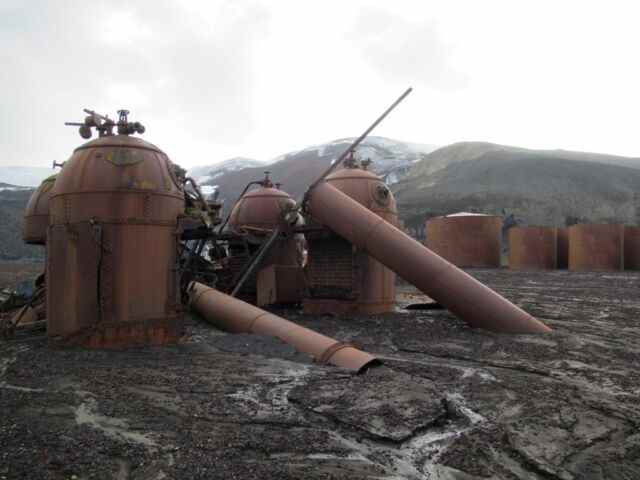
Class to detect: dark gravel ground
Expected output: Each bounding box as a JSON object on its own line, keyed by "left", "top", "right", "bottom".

{"left": 1, "top": 269, "right": 640, "bottom": 479}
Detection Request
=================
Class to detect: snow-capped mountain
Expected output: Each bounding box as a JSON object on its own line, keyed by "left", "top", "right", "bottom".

{"left": 188, "top": 158, "right": 266, "bottom": 186}
{"left": 272, "top": 136, "right": 437, "bottom": 185}
{"left": 193, "top": 137, "right": 438, "bottom": 217}
{"left": 0, "top": 166, "right": 53, "bottom": 187}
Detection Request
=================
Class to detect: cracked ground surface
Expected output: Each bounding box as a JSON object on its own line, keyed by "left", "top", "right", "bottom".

{"left": 1, "top": 269, "right": 640, "bottom": 479}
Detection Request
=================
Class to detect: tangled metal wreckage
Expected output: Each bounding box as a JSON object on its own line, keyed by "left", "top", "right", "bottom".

{"left": 2, "top": 89, "right": 550, "bottom": 372}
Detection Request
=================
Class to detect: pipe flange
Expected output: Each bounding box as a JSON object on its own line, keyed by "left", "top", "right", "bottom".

{"left": 317, "top": 341, "right": 354, "bottom": 365}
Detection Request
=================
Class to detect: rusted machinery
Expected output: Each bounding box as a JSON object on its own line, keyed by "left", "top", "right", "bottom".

{"left": 16, "top": 91, "right": 552, "bottom": 374}
{"left": 508, "top": 227, "right": 557, "bottom": 270}
{"left": 557, "top": 227, "right": 569, "bottom": 269}
{"left": 47, "top": 110, "right": 185, "bottom": 346}
{"left": 303, "top": 153, "right": 397, "bottom": 314}
{"left": 625, "top": 226, "right": 640, "bottom": 270}
{"left": 425, "top": 214, "right": 502, "bottom": 268}
{"left": 568, "top": 224, "right": 624, "bottom": 272}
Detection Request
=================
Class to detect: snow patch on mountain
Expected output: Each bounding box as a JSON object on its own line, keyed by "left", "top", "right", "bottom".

{"left": 188, "top": 157, "right": 266, "bottom": 185}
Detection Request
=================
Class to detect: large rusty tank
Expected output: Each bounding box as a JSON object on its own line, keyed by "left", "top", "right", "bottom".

{"left": 426, "top": 213, "right": 502, "bottom": 268}
{"left": 557, "top": 227, "right": 569, "bottom": 269}
{"left": 624, "top": 226, "right": 640, "bottom": 270}
{"left": 568, "top": 224, "right": 624, "bottom": 271}
{"left": 304, "top": 159, "right": 398, "bottom": 314}
{"left": 47, "top": 112, "right": 185, "bottom": 346}
{"left": 23, "top": 174, "right": 57, "bottom": 245}
{"left": 508, "top": 226, "right": 557, "bottom": 270}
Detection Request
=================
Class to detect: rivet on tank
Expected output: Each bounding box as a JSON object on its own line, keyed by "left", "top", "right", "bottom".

{"left": 47, "top": 109, "right": 185, "bottom": 347}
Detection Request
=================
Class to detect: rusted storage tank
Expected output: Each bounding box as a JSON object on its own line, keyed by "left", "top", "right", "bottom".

{"left": 23, "top": 175, "right": 57, "bottom": 245}
{"left": 228, "top": 175, "right": 304, "bottom": 306}
{"left": 557, "top": 227, "right": 569, "bottom": 269}
{"left": 47, "top": 132, "right": 185, "bottom": 346}
{"left": 568, "top": 224, "right": 624, "bottom": 271}
{"left": 304, "top": 162, "right": 398, "bottom": 314}
{"left": 508, "top": 227, "right": 557, "bottom": 270}
{"left": 425, "top": 213, "right": 502, "bottom": 268}
{"left": 624, "top": 226, "right": 640, "bottom": 270}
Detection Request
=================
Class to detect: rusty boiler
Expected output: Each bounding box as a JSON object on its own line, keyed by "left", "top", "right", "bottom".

{"left": 425, "top": 214, "right": 502, "bottom": 268}
{"left": 228, "top": 173, "right": 305, "bottom": 306}
{"left": 568, "top": 224, "right": 624, "bottom": 271}
{"left": 304, "top": 158, "right": 398, "bottom": 315}
{"left": 508, "top": 227, "right": 557, "bottom": 270}
{"left": 557, "top": 227, "right": 569, "bottom": 269}
{"left": 624, "top": 226, "right": 640, "bottom": 270}
{"left": 47, "top": 111, "right": 185, "bottom": 346}
{"left": 23, "top": 174, "right": 57, "bottom": 245}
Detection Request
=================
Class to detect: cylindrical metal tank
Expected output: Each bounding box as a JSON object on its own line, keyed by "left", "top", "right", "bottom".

{"left": 305, "top": 166, "right": 398, "bottom": 314}
{"left": 47, "top": 134, "right": 185, "bottom": 346}
{"left": 425, "top": 214, "right": 502, "bottom": 268}
{"left": 227, "top": 180, "right": 303, "bottom": 305}
{"left": 306, "top": 181, "right": 550, "bottom": 333}
{"left": 624, "top": 226, "right": 640, "bottom": 270}
{"left": 557, "top": 227, "right": 569, "bottom": 269}
{"left": 568, "top": 224, "right": 624, "bottom": 271}
{"left": 23, "top": 174, "right": 57, "bottom": 245}
{"left": 508, "top": 227, "right": 557, "bottom": 270}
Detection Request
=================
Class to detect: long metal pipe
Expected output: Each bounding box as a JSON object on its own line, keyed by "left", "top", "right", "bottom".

{"left": 306, "top": 182, "right": 551, "bottom": 333}
{"left": 188, "top": 282, "right": 379, "bottom": 372}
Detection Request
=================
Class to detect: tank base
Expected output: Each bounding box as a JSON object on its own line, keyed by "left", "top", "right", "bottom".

{"left": 49, "top": 315, "right": 184, "bottom": 349}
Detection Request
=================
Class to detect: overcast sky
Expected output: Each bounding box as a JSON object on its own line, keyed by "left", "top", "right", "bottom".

{"left": 2, "top": 0, "right": 640, "bottom": 169}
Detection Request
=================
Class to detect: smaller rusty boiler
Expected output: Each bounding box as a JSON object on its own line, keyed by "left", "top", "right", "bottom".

{"left": 623, "top": 226, "right": 640, "bottom": 270}
{"left": 508, "top": 227, "right": 557, "bottom": 270}
{"left": 425, "top": 213, "right": 502, "bottom": 268}
{"left": 189, "top": 282, "right": 378, "bottom": 372}
{"left": 47, "top": 109, "right": 185, "bottom": 347}
{"left": 557, "top": 227, "right": 569, "bottom": 269}
{"left": 227, "top": 173, "right": 305, "bottom": 306}
{"left": 23, "top": 174, "right": 57, "bottom": 245}
{"left": 303, "top": 155, "right": 398, "bottom": 315}
{"left": 568, "top": 224, "right": 624, "bottom": 272}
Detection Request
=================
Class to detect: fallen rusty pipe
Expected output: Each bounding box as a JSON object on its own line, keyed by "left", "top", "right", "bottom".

{"left": 189, "top": 282, "right": 379, "bottom": 372}
{"left": 305, "top": 182, "right": 551, "bottom": 333}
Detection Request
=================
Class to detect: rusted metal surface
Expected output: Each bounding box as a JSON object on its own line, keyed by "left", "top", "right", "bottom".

{"left": 508, "top": 227, "right": 557, "bottom": 270}
{"left": 256, "top": 265, "right": 305, "bottom": 307}
{"left": 425, "top": 215, "right": 502, "bottom": 268}
{"left": 306, "top": 181, "right": 551, "bottom": 333}
{"left": 189, "top": 282, "right": 378, "bottom": 372}
{"left": 228, "top": 186, "right": 297, "bottom": 233}
{"left": 557, "top": 227, "right": 569, "bottom": 269}
{"left": 625, "top": 226, "right": 640, "bottom": 270}
{"left": 568, "top": 224, "right": 624, "bottom": 272}
{"left": 304, "top": 165, "right": 397, "bottom": 314}
{"left": 47, "top": 134, "right": 185, "bottom": 346}
{"left": 22, "top": 175, "right": 57, "bottom": 245}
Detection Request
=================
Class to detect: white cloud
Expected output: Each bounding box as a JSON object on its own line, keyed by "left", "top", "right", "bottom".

{"left": 2, "top": 0, "right": 640, "bottom": 170}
